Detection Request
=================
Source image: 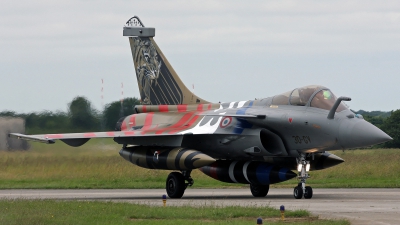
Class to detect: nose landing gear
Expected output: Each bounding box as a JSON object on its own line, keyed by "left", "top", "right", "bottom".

{"left": 294, "top": 154, "right": 313, "bottom": 199}
{"left": 166, "top": 170, "right": 193, "bottom": 198}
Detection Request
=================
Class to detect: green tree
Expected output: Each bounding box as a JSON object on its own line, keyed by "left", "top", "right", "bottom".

{"left": 102, "top": 97, "right": 141, "bottom": 130}
{"left": 25, "top": 111, "right": 70, "bottom": 134}
{"left": 363, "top": 115, "right": 386, "bottom": 129}
{"left": 68, "top": 96, "right": 100, "bottom": 131}
{"left": 381, "top": 110, "right": 400, "bottom": 148}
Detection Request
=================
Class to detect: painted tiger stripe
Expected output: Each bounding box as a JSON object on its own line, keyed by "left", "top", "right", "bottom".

{"left": 124, "top": 131, "right": 136, "bottom": 136}
{"left": 233, "top": 161, "right": 248, "bottom": 183}
{"left": 46, "top": 134, "right": 63, "bottom": 138}
{"left": 178, "top": 150, "right": 193, "bottom": 169}
{"left": 233, "top": 102, "right": 239, "bottom": 108}
{"left": 210, "top": 162, "right": 218, "bottom": 180}
{"left": 207, "top": 104, "right": 212, "bottom": 110}
{"left": 84, "top": 133, "right": 96, "bottom": 138}
{"left": 166, "top": 147, "right": 180, "bottom": 169}
{"left": 106, "top": 132, "right": 115, "bottom": 137}
{"left": 158, "top": 105, "right": 169, "bottom": 112}
{"left": 142, "top": 105, "right": 147, "bottom": 113}
{"left": 174, "top": 149, "right": 187, "bottom": 170}
{"left": 120, "top": 120, "right": 127, "bottom": 131}
{"left": 184, "top": 151, "right": 202, "bottom": 169}
{"left": 129, "top": 115, "right": 136, "bottom": 127}
{"left": 243, "top": 161, "right": 251, "bottom": 183}
{"left": 228, "top": 161, "right": 238, "bottom": 183}
{"left": 177, "top": 105, "right": 187, "bottom": 112}
{"left": 237, "top": 101, "right": 246, "bottom": 108}
{"left": 140, "top": 112, "right": 154, "bottom": 134}
{"left": 154, "top": 111, "right": 195, "bottom": 134}
{"left": 197, "top": 104, "right": 203, "bottom": 111}
{"left": 168, "top": 115, "right": 200, "bottom": 134}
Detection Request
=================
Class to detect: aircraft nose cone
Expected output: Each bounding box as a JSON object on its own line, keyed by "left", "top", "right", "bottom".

{"left": 340, "top": 120, "right": 392, "bottom": 149}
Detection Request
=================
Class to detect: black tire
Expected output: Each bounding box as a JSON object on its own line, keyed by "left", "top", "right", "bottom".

{"left": 293, "top": 186, "right": 303, "bottom": 199}
{"left": 304, "top": 186, "right": 313, "bottom": 199}
{"left": 250, "top": 184, "right": 270, "bottom": 197}
{"left": 166, "top": 172, "right": 185, "bottom": 198}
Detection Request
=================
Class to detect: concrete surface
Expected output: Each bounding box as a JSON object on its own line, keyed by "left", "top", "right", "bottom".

{"left": 0, "top": 188, "right": 399, "bottom": 225}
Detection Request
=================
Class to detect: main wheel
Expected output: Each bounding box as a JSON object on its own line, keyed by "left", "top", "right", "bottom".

{"left": 166, "top": 172, "right": 185, "bottom": 198}
{"left": 250, "top": 184, "right": 270, "bottom": 197}
{"left": 304, "top": 186, "right": 313, "bottom": 199}
{"left": 293, "top": 186, "right": 303, "bottom": 199}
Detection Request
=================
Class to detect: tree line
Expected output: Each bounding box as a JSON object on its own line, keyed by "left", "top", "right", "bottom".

{"left": 0, "top": 97, "right": 399, "bottom": 148}
{"left": 356, "top": 110, "right": 400, "bottom": 148}
{"left": 0, "top": 96, "right": 140, "bottom": 134}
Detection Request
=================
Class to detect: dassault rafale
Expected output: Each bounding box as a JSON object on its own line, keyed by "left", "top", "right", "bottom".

{"left": 10, "top": 16, "right": 392, "bottom": 199}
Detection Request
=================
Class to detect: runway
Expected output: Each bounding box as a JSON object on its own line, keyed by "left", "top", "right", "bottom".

{"left": 0, "top": 188, "right": 399, "bottom": 225}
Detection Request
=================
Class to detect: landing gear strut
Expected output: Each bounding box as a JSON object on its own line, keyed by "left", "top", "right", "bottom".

{"left": 166, "top": 170, "right": 193, "bottom": 198}
{"left": 294, "top": 154, "right": 313, "bottom": 199}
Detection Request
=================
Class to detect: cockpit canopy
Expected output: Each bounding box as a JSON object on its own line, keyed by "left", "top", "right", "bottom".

{"left": 271, "top": 85, "right": 347, "bottom": 112}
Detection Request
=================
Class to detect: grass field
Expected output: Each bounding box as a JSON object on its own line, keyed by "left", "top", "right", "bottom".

{"left": 0, "top": 199, "right": 349, "bottom": 225}
{"left": 0, "top": 139, "right": 399, "bottom": 189}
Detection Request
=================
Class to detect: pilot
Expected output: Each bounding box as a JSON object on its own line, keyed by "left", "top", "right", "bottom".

{"left": 311, "top": 90, "right": 334, "bottom": 110}
{"left": 298, "top": 87, "right": 316, "bottom": 105}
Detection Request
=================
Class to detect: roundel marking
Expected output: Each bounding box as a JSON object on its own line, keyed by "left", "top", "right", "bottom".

{"left": 220, "top": 116, "right": 232, "bottom": 128}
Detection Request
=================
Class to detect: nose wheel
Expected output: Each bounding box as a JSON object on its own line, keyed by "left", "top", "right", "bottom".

{"left": 165, "top": 170, "right": 193, "bottom": 198}
{"left": 294, "top": 154, "right": 313, "bottom": 199}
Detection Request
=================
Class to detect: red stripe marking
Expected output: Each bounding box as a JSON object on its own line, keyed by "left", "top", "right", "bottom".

{"left": 142, "top": 105, "right": 147, "bottom": 113}
{"left": 177, "top": 105, "right": 187, "bottom": 112}
{"left": 210, "top": 162, "right": 218, "bottom": 180}
{"left": 106, "top": 132, "right": 115, "bottom": 137}
{"left": 158, "top": 105, "right": 169, "bottom": 112}
{"left": 141, "top": 112, "right": 154, "bottom": 134}
{"left": 168, "top": 115, "right": 199, "bottom": 134}
{"left": 46, "top": 134, "right": 63, "bottom": 138}
{"left": 124, "top": 131, "right": 136, "bottom": 136}
{"left": 120, "top": 120, "right": 127, "bottom": 131}
{"left": 84, "top": 133, "right": 96, "bottom": 138}
{"left": 207, "top": 104, "right": 212, "bottom": 110}
{"left": 129, "top": 115, "right": 136, "bottom": 127}
{"left": 155, "top": 112, "right": 195, "bottom": 134}
{"left": 197, "top": 104, "right": 203, "bottom": 111}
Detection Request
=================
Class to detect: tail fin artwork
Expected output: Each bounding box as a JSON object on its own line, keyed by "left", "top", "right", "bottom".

{"left": 123, "top": 16, "right": 209, "bottom": 105}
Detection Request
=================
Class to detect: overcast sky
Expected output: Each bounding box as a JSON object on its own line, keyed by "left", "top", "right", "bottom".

{"left": 1, "top": 0, "right": 399, "bottom": 113}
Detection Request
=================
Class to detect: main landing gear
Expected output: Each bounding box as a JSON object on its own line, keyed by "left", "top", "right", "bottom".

{"left": 166, "top": 170, "right": 194, "bottom": 198}
{"left": 294, "top": 154, "right": 313, "bottom": 199}
{"left": 250, "top": 184, "right": 270, "bottom": 197}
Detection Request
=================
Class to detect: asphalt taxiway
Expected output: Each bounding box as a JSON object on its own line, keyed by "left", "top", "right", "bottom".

{"left": 0, "top": 188, "right": 399, "bottom": 225}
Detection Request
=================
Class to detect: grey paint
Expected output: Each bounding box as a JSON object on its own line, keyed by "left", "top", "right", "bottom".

{"left": 123, "top": 27, "right": 155, "bottom": 37}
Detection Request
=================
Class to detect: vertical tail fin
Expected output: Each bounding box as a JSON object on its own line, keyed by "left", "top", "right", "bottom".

{"left": 123, "top": 16, "right": 209, "bottom": 105}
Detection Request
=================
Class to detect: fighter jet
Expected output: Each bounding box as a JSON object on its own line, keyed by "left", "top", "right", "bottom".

{"left": 10, "top": 16, "right": 392, "bottom": 199}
